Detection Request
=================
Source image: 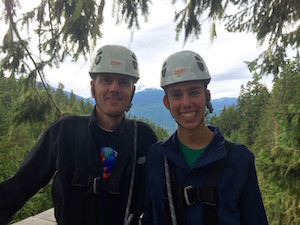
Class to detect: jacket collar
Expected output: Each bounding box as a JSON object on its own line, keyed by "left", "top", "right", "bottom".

{"left": 158, "top": 126, "right": 227, "bottom": 169}
{"left": 88, "top": 106, "right": 99, "bottom": 129}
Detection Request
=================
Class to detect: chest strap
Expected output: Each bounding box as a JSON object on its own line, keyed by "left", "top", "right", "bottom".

{"left": 183, "top": 140, "right": 232, "bottom": 207}
{"left": 183, "top": 185, "right": 216, "bottom": 206}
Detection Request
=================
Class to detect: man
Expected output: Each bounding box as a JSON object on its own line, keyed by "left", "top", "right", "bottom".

{"left": 145, "top": 50, "right": 268, "bottom": 225}
{"left": 0, "top": 45, "right": 157, "bottom": 225}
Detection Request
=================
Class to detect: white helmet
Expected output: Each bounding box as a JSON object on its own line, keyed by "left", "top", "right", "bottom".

{"left": 89, "top": 45, "right": 139, "bottom": 82}
{"left": 160, "top": 50, "right": 210, "bottom": 88}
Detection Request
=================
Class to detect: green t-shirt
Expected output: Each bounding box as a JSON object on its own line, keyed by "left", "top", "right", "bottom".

{"left": 178, "top": 140, "right": 207, "bottom": 167}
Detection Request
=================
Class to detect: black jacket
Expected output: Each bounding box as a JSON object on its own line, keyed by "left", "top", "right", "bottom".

{"left": 0, "top": 107, "right": 157, "bottom": 225}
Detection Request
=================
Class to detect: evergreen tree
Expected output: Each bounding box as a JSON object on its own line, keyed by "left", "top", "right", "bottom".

{"left": 236, "top": 79, "right": 270, "bottom": 148}
{"left": 257, "top": 56, "right": 300, "bottom": 225}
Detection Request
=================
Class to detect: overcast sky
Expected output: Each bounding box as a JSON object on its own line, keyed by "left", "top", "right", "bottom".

{"left": 3, "top": 1, "right": 273, "bottom": 99}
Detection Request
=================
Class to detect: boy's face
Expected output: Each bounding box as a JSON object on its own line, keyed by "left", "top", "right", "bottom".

{"left": 163, "top": 81, "right": 210, "bottom": 131}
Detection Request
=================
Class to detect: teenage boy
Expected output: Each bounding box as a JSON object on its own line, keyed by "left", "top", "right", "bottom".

{"left": 145, "top": 50, "right": 268, "bottom": 225}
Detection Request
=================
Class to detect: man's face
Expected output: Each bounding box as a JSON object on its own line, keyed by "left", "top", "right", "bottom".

{"left": 91, "top": 73, "right": 135, "bottom": 118}
{"left": 163, "top": 81, "right": 209, "bottom": 131}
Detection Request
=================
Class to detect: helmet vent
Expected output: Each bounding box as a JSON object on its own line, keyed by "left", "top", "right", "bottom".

{"left": 133, "top": 61, "right": 138, "bottom": 70}
{"left": 95, "top": 50, "right": 103, "bottom": 65}
{"left": 132, "top": 54, "right": 138, "bottom": 70}
{"left": 194, "top": 54, "right": 204, "bottom": 71}
{"left": 162, "top": 68, "right": 166, "bottom": 78}
{"left": 161, "top": 61, "right": 167, "bottom": 78}
{"left": 195, "top": 54, "right": 201, "bottom": 61}
{"left": 197, "top": 62, "right": 204, "bottom": 71}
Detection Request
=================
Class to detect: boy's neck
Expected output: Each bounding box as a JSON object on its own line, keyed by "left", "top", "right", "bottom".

{"left": 177, "top": 126, "right": 214, "bottom": 150}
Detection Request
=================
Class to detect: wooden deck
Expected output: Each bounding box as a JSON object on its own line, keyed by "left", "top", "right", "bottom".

{"left": 12, "top": 208, "right": 56, "bottom": 225}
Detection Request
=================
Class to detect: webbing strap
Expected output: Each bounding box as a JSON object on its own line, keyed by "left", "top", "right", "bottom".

{"left": 202, "top": 140, "right": 233, "bottom": 225}
{"left": 69, "top": 119, "right": 89, "bottom": 224}
{"left": 124, "top": 120, "right": 137, "bottom": 225}
{"left": 164, "top": 156, "right": 178, "bottom": 225}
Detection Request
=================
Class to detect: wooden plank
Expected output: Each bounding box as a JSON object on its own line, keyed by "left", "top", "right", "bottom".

{"left": 12, "top": 208, "right": 56, "bottom": 225}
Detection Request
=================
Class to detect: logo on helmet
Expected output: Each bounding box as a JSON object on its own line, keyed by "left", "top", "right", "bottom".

{"left": 110, "top": 59, "right": 122, "bottom": 66}
{"left": 173, "top": 67, "right": 187, "bottom": 77}
{"left": 107, "top": 59, "right": 126, "bottom": 71}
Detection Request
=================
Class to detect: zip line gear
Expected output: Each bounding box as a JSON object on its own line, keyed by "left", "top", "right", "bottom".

{"left": 89, "top": 45, "right": 140, "bottom": 82}
{"left": 164, "top": 140, "right": 233, "bottom": 225}
{"left": 164, "top": 156, "right": 177, "bottom": 225}
{"left": 68, "top": 117, "right": 139, "bottom": 224}
{"left": 124, "top": 120, "right": 137, "bottom": 225}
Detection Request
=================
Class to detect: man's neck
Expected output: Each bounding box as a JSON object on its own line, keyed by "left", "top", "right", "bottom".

{"left": 96, "top": 112, "right": 124, "bottom": 131}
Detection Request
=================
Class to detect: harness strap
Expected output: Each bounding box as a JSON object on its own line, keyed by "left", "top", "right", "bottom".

{"left": 164, "top": 156, "right": 178, "bottom": 225}
{"left": 201, "top": 140, "right": 233, "bottom": 225}
{"left": 124, "top": 119, "right": 137, "bottom": 225}
{"left": 69, "top": 119, "right": 90, "bottom": 224}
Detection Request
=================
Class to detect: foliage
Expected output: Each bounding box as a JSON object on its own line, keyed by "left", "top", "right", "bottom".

{"left": 236, "top": 78, "right": 270, "bottom": 148}
{"left": 209, "top": 56, "right": 300, "bottom": 224}
{"left": 209, "top": 104, "right": 239, "bottom": 139}
{"left": 173, "top": 0, "right": 299, "bottom": 77}
{"left": 258, "top": 56, "right": 300, "bottom": 224}
{"left": 0, "top": 0, "right": 149, "bottom": 76}
{"left": 129, "top": 115, "right": 169, "bottom": 141}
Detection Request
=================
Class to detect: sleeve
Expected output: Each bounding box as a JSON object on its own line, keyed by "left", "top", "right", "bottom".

{"left": 0, "top": 124, "right": 58, "bottom": 225}
{"left": 239, "top": 157, "right": 269, "bottom": 225}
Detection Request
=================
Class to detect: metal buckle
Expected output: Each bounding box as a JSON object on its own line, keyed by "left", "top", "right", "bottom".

{"left": 93, "top": 177, "right": 101, "bottom": 194}
{"left": 184, "top": 185, "right": 196, "bottom": 206}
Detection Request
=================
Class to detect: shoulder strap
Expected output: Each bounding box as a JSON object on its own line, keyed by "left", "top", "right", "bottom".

{"left": 202, "top": 139, "right": 233, "bottom": 225}
{"left": 69, "top": 118, "right": 91, "bottom": 224}
{"left": 124, "top": 119, "right": 137, "bottom": 225}
{"left": 71, "top": 118, "right": 91, "bottom": 186}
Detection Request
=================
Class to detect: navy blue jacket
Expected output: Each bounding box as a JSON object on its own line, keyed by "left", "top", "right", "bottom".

{"left": 145, "top": 126, "right": 268, "bottom": 225}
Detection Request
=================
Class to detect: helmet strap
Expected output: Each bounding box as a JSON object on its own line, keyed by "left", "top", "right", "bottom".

{"left": 205, "top": 90, "right": 213, "bottom": 114}
{"left": 125, "top": 89, "right": 135, "bottom": 112}
{"left": 92, "top": 82, "right": 96, "bottom": 96}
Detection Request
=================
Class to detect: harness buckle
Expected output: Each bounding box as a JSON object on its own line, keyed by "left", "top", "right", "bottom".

{"left": 93, "top": 177, "right": 102, "bottom": 194}
{"left": 184, "top": 185, "right": 196, "bottom": 206}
